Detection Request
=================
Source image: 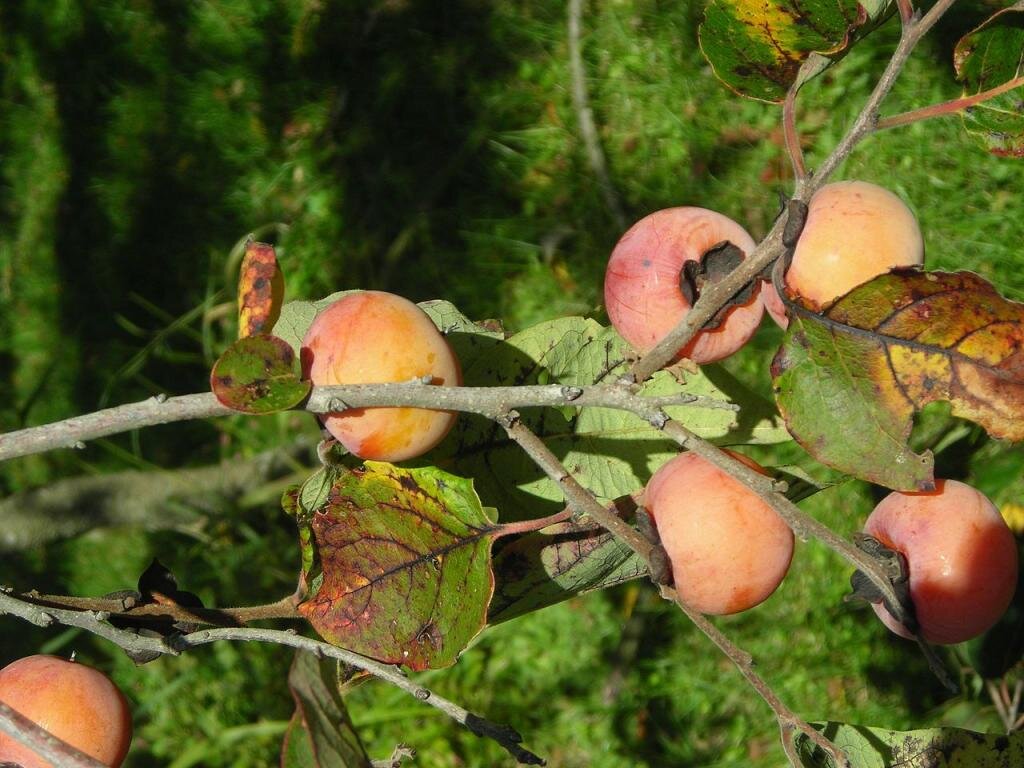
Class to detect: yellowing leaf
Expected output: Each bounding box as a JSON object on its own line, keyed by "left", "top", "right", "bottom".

{"left": 238, "top": 239, "right": 285, "bottom": 338}
{"left": 773, "top": 271, "right": 1024, "bottom": 491}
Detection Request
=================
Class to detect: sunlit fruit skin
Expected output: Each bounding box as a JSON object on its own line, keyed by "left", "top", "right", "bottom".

{"left": 0, "top": 655, "right": 132, "bottom": 767}
{"left": 301, "top": 291, "right": 461, "bottom": 462}
{"left": 864, "top": 480, "right": 1018, "bottom": 645}
{"left": 604, "top": 207, "right": 764, "bottom": 364}
{"left": 764, "top": 180, "right": 924, "bottom": 328}
{"left": 644, "top": 451, "right": 794, "bottom": 615}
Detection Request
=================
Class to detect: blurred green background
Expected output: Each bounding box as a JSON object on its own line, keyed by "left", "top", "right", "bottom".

{"left": 1, "top": 1, "right": 1023, "bottom": 766}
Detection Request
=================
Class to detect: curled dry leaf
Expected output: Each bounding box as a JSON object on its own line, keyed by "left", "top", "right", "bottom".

{"left": 237, "top": 240, "right": 285, "bottom": 338}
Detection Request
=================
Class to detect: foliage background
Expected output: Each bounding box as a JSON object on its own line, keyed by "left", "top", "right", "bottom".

{"left": 1, "top": 1, "right": 1023, "bottom": 766}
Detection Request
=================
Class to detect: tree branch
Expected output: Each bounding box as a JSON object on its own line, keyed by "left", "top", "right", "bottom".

{"left": 627, "top": 0, "right": 959, "bottom": 383}
{"left": 662, "top": 586, "right": 850, "bottom": 768}
{"left": 497, "top": 414, "right": 848, "bottom": 767}
{"left": 0, "top": 589, "right": 543, "bottom": 766}
{"left": 0, "top": 383, "right": 734, "bottom": 463}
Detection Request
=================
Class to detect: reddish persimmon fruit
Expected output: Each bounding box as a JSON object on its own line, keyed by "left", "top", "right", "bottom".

{"left": 764, "top": 180, "right": 925, "bottom": 328}
{"left": 301, "top": 291, "right": 462, "bottom": 462}
{"left": 604, "top": 207, "right": 764, "bottom": 364}
{"left": 644, "top": 451, "right": 794, "bottom": 614}
{"left": 0, "top": 655, "right": 132, "bottom": 768}
{"left": 864, "top": 480, "right": 1018, "bottom": 645}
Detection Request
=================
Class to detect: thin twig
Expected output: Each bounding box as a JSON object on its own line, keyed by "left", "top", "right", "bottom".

{"left": 567, "top": 0, "right": 627, "bottom": 230}
{"left": 877, "top": 76, "right": 1024, "bottom": 130}
{"left": 783, "top": 76, "right": 807, "bottom": 181}
{"left": 498, "top": 415, "right": 849, "bottom": 767}
{"left": 814, "top": 0, "right": 957, "bottom": 182}
{"left": 0, "top": 384, "right": 734, "bottom": 463}
{"left": 990, "top": 679, "right": 1011, "bottom": 731}
{"left": 896, "top": 0, "right": 914, "bottom": 24}
{"left": 0, "top": 589, "right": 543, "bottom": 765}
{"left": 0, "top": 701, "right": 108, "bottom": 768}
{"left": 664, "top": 587, "right": 851, "bottom": 768}
{"left": 174, "top": 629, "right": 544, "bottom": 765}
{"left": 498, "top": 413, "right": 656, "bottom": 560}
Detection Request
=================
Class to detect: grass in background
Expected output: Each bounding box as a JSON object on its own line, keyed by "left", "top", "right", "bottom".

{"left": 1, "top": 1, "right": 1022, "bottom": 766}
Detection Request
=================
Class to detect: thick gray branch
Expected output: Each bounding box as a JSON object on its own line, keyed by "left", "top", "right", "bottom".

{"left": 0, "top": 384, "right": 733, "bottom": 463}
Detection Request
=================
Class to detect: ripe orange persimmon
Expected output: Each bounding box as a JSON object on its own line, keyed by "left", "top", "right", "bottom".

{"left": 764, "top": 180, "right": 924, "bottom": 327}
{"left": 301, "top": 291, "right": 461, "bottom": 462}
{"left": 863, "top": 480, "right": 1018, "bottom": 645}
{"left": 644, "top": 450, "right": 794, "bottom": 615}
{"left": 0, "top": 655, "right": 132, "bottom": 768}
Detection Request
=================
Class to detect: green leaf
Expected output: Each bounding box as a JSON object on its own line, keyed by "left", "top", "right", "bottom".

{"left": 210, "top": 334, "right": 311, "bottom": 414}
{"left": 298, "top": 463, "right": 497, "bottom": 671}
{"left": 772, "top": 271, "right": 1024, "bottom": 491}
{"left": 435, "top": 316, "right": 787, "bottom": 517}
{"left": 954, "top": 2, "right": 1024, "bottom": 157}
{"left": 795, "top": 722, "right": 1024, "bottom": 767}
{"left": 489, "top": 512, "right": 646, "bottom": 624}
{"left": 281, "top": 650, "right": 372, "bottom": 768}
{"left": 699, "top": 0, "right": 891, "bottom": 103}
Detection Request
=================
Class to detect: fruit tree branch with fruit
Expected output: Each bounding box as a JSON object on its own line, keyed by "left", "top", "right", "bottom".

{"left": 2, "top": 1, "right": 1024, "bottom": 766}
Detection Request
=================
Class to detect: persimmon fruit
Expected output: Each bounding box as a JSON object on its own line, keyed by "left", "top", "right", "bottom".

{"left": 0, "top": 655, "right": 132, "bottom": 768}
{"left": 604, "top": 207, "right": 764, "bottom": 364}
{"left": 301, "top": 291, "right": 461, "bottom": 462}
{"left": 644, "top": 450, "right": 794, "bottom": 615}
{"left": 764, "top": 180, "right": 925, "bottom": 327}
{"left": 863, "top": 480, "right": 1018, "bottom": 645}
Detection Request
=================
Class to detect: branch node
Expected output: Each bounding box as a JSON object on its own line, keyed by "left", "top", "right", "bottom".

{"left": 647, "top": 409, "right": 669, "bottom": 430}
{"left": 560, "top": 385, "right": 584, "bottom": 401}
{"left": 153, "top": 393, "right": 168, "bottom": 404}
{"left": 414, "top": 687, "right": 431, "bottom": 701}
{"left": 71, "top": 441, "right": 86, "bottom": 451}
{"left": 326, "top": 397, "right": 349, "bottom": 411}
{"left": 497, "top": 410, "right": 521, "bottom": 429}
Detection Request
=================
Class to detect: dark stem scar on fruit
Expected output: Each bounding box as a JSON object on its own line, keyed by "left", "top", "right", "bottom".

{"left": 679, "top": 240, "right": 759, "bottom": 331}
{"left": 635, "top": 506, "right": 672, "bottom": 586}
{"left": 846, "top": 533, "right": 918, "bottom": 634}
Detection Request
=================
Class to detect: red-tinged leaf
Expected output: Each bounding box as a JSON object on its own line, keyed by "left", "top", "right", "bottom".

{"left": 298, "top": 463, "right": 498, "bottom": 671}
{"left": 281, "top": 650, "right": 372, "bottom": 768}
{"left": 953, "top": 2, "right": 1024, "bottom": 157}
{"left": 210, "top": 334, "right": 311, "bottom": 414}
{"left": 772, "top": 271, "right": 1024, "bottom": 491}
{"left": 238, "top": 240, "right": 285, "bottom": 338}
{"left": 489, "top": 511, "right": 646, "bottom": 625}
{"left": 699, "top": 0, "right": 891, "bottom": 103}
